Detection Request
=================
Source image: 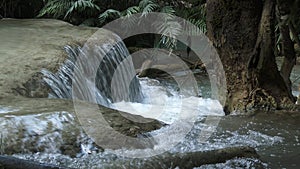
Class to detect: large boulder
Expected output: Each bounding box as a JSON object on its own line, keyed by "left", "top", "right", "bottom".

{"left": 0, "top": 19, "right": 97, "bottom": 98}
{"left": 0, "top": 20, "right": 164, "bottom": 157}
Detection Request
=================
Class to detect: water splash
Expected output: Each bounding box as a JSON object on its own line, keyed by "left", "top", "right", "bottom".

{"left": 0, "top": 106, "right": 18, "bottom": 114}
{"left": 112, "top": 77, "right": 224, "bottom": 124}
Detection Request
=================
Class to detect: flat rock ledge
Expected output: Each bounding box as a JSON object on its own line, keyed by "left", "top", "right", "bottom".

{"left": 0, "top": 19, "right": 97, "bottom": 98}
{"left": 0, "top": 98, "right": 163, "bottom": 157}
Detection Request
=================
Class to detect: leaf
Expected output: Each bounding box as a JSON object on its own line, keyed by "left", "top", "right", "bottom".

{"left": 139, "top": 0, "right": 159, "bottom": 16}
{"left": 38, "top": 0, "right": 71, "bottom": 18}
{"left": 65, "top": 0, "right": 100, "bottom": 18}
{"left": 154, "top": 19, "right": 182, "bottom": 49}
{"left": 160, "top": 6, "right": 175, "bottom": 15}
{"left": 98, "top": 9, "right": 121, "bottom": 25}
{"left": 123, "top": 6, "right": 140, "bottom": 17}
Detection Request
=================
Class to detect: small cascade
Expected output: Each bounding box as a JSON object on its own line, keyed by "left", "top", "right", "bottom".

{"left": 42, "top": 37, "right": 142, "bottom": 107}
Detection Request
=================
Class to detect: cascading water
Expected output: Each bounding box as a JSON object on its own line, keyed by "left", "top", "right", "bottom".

{"left": 1, "top": 19, "right": 299, "bottom": 169}
{"left": 42, "top": 36, "right": 143, "bottom": 107}
{"left": 41, "top": 36, "right": 225, "bottom": 124}
{"left": 34, "top": 33, "right": 294, "bottom": 168}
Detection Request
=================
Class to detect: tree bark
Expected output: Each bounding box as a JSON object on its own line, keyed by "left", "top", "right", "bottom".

{"left": 276, "top": 0, "right": 297, "bottom": 94}
{"left": 206, "top": 0, "right": 295, "bottom": 114}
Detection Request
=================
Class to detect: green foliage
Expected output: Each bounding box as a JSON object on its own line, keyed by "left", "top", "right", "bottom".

{"left": 98, "top": 9, "right": 122, "bottom": 24}
{"left": 37, "top": 0, "right": 208, "bottom": 49}
{"left": 139, "top": 0, "right": 159, "bottom": 16}
{"left": 157, "top": 20, "right": 182, "bottom": 49}
{"left": 124, "top": 6, "right": 140, "bottom": 17}
{"left": 98, "top": 0, "right": 160, "bottom": 25}
{"left": 65, "top": 0, "right": 100, "bottom": 18}
{"left": 98, "top": 0, "right": 180, "bottom": 49}
{"left": 38, "top": 0, "right": 70, "bottom": 18}
{"left": 188, "top": 18, "right": 206, "bottom": 33}
{"left": 160, "top": 6, "right": 176, "bottom": 16}
{"left": 38, "top": 0, "right": 100, "bottom": 20}
{"left": 176, "top": 2, "right": 207, "bottom": 34}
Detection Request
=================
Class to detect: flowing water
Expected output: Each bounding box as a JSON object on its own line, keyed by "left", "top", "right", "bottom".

{"left": 0, "top": 39, "right": 300, "bottom": 168}
{"left": 41, "top": 38, "right": 142, "bottom": 107}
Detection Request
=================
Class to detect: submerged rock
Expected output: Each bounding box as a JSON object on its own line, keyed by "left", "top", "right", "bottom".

{"left": 0, "top": 146, "right": 262, "bottom": 169}
{"left": 0, "top": 98, "right": 163, "bottom": 157}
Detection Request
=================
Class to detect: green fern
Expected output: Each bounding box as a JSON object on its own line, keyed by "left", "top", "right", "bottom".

{"left": 38, "top": 0, "right": 72, "bottom": 18}
{"left": 160, "top": 6, "right": 176, "bottom": 16}
{"left": 121, "top": 7, "right": 139, "bottom": 30}
{"left": 98, "top": 9, "right": 121, "bottom": 25}
{"left": 65, "top": 0, "right": 100, "bottom": 19}
{"left": 98, "top": 0, "right": 160, "bottom": 24}
{"left": 156, "top": 20, "right": 182, "bottom": 49}
{"left": 187, "top": 18, "right": 206, "bottom": 34}
{"left": 176, "top": 3, "right": 207, "bottom": 34}
{"left": 38, "top": 0, "right": 207, "bottom": 49}
{"left": 123, "top": 6, "right": 140, "bottom": 17}
{"left": 139, "top": 0, "right": 159, "bottom": 16}
{"left": 38, "top": 0, "right": 100, "bottom": 20}
{"left": 98, "top": 0, "right": 154, "bottom": 27}
{"left": 97, "top": 0, "right": 185, "bottom": 49}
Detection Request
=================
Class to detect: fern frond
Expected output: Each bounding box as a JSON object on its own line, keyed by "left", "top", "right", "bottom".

{"left": 155, "top": 20, "right": 182, "bottom": 49}
{"left": 98, "top": 9, "right": 121, "bottom": 25}
{"left": 187, "top": 18, "right": 206, "bottom": 34}
{"left": 65, "top": 0, "right": 100, "bottom": 18}
{"left": 139, "top": 0, "right": 159, "bottom": 16}
{"left": 160, "top": 6, "right": 175, "bottom": 15}
{"left": 122, "top": 6, "right": 140, "bottom": 17}
{"left": 38, "top": 0, "right": 72, "bottom": 18}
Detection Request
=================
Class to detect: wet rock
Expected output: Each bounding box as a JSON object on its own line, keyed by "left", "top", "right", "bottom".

{"left": 0, "top": 146, "right": 261, "bottom": 169}
{"left": 0, "top": 155, "right": 62, "bottom": 169}
{"left": 0, "top": 98, "right": 163, "bottom": 157}
{"left": 138, "top": 146, "right": 260, "bottom": 169}
{"left": 12, "top": 72, "right": 50, "bottom": 98}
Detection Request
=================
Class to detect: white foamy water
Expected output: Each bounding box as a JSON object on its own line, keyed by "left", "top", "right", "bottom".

{"left": 3, "top": 77, "right": 289, "bottom": 167}
{"left": 112, "top": 78, "right": 224, "bottom": 124}
{"left": 0, "top": 106, "right": 18, "bottom": 114}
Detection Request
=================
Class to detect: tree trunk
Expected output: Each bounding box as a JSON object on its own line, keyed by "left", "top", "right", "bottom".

{"left": 206, "top": 0, "right": 295, "bottom": 114}
{"left": 277, "top": 0, "right": 297, "bottom": 94}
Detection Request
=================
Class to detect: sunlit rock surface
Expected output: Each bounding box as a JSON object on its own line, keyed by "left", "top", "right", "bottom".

{"left": 0, "top": 19, "right": 97, "bottom": 98}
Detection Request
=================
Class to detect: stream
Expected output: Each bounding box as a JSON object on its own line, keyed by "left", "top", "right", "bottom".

{"left": 0, "top": 72, "right": 299, "bottom": 168}
{"left": 0, "top": 19, "right": 299, "bottom": 169}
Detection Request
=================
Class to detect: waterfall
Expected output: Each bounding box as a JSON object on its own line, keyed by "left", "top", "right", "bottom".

{"left": 41, "top": 36, "right": 143, "bottom": 107}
